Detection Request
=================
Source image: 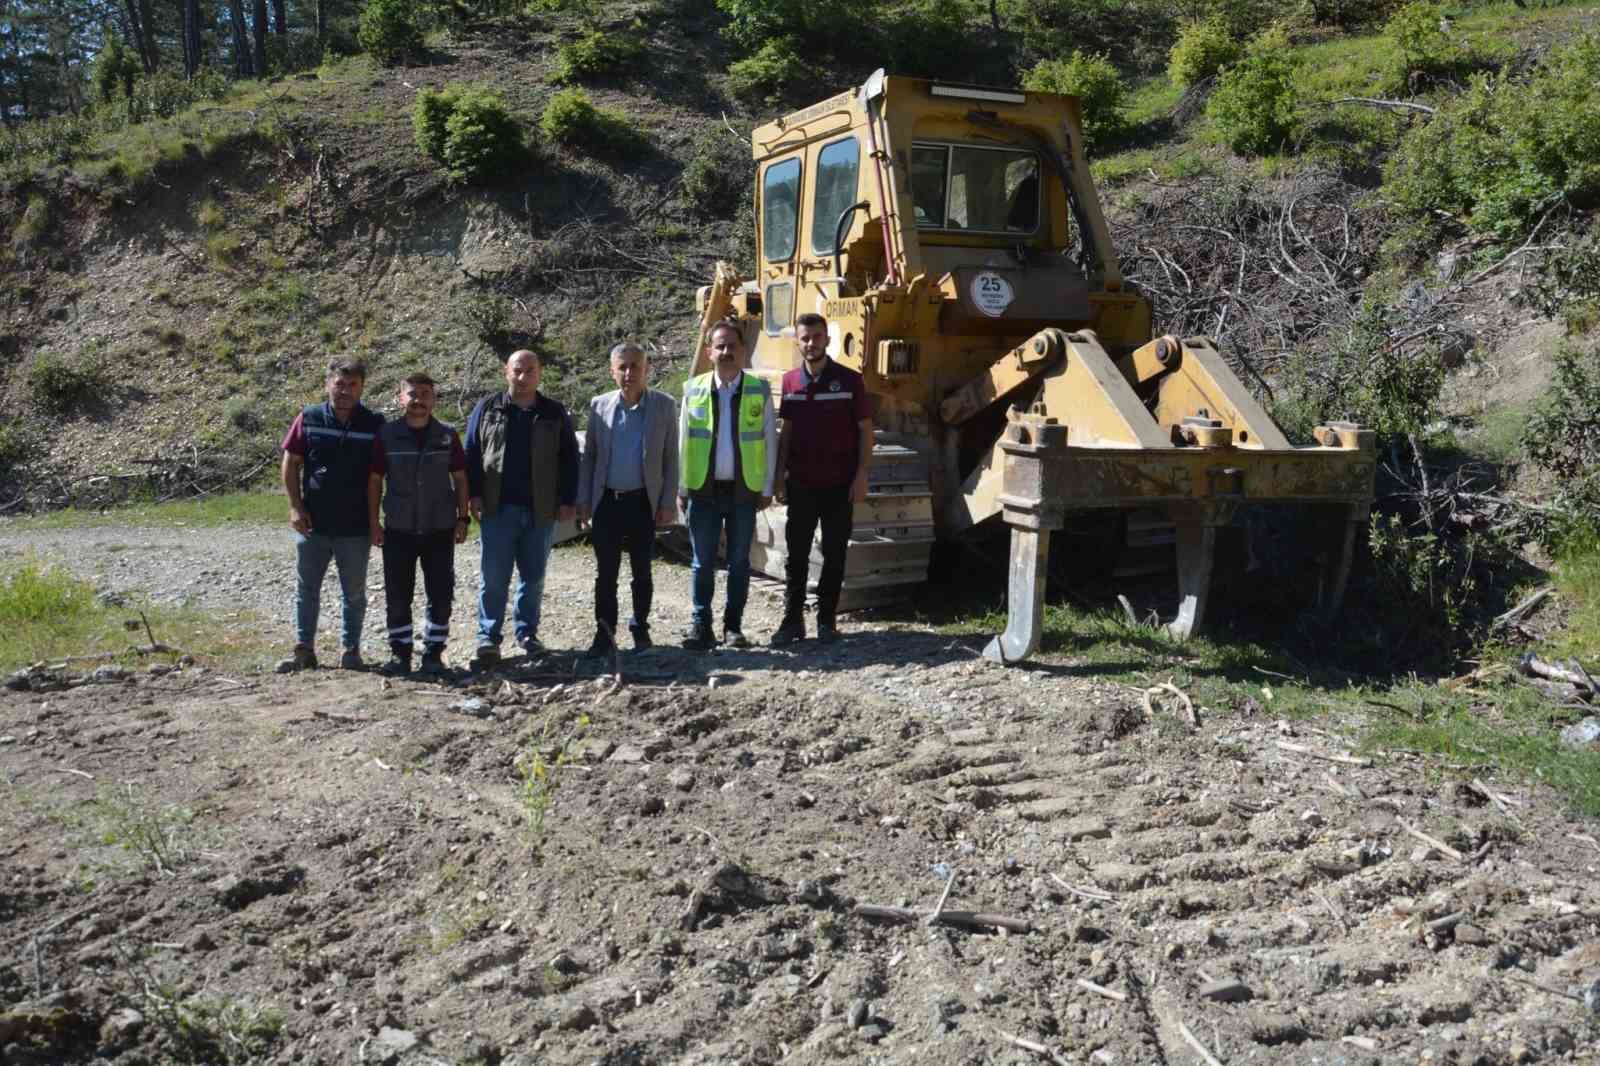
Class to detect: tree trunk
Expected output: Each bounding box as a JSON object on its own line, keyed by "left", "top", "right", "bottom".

{"left": 135, "top": 0, "right": 158, "bottom": 72}
{"left": 251, "top": 0, "right": 267, "bottom": 76}
{"left": 181, "top": 0, "right": 201, "bottom": 79}
{"left": 316, "top": 0, "right": 327, "bottom": 39}
{"left": 270, "top": 0, "right": 286, "bottom": 35}
{"left": 989, "top": 0, "right": 1001, "bottom": 34}
{"left": 229, "top": 0, "right": 252, "bottom": 76}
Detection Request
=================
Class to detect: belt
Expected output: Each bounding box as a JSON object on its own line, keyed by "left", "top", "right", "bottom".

{"left": 712, "top": 480, "right": 738, "bottom": 495}
{"left": 604, "top": 487, "right": 647, "bottom": 498}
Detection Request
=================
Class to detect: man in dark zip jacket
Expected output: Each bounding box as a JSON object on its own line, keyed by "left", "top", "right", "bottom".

{"left": 367, "top": 373, "right": 470, "bottom": 677}
{"left": 279, "top": 359, "right": 385, "bottom": 672}
{"left": 464, "top": 349, "right": 579, "bottom": 670}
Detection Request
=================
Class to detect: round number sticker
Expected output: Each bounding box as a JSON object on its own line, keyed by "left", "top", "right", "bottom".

{"left": 970, "top": 271, "right": 1014, "bottom": 317}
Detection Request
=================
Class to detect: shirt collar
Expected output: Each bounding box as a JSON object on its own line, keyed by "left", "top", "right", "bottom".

{"left": 801, "top": 359, "right": 830, "bottom": 386}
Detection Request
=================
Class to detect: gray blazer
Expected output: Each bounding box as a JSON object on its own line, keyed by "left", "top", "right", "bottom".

{"left": 579, "top": 388, "right": 679, "bottom": 514}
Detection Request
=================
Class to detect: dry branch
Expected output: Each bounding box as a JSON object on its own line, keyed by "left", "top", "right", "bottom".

{"left": 1143, "top": 682, "right": 1198, "bottom": 728}
{"left": 1275, "top": 740, "right": 1371, "bottom": 767}
{"left": 1397, "top": 817, "right": 1464, "bottom": 862}
{"left": 1331, "top": 96, "right": 1437, "bottom": 115}
{"left": 854, "top": 903, "right": 1031, "bottom": 934}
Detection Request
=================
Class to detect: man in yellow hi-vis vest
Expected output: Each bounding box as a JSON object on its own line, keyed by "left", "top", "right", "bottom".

{"left": 677, "top": 321, "right": 778, "bottom": 651}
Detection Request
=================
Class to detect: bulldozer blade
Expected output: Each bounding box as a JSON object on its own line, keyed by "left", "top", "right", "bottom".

{"left": 984, "top": 528, "right": 1050, "bottom": 664}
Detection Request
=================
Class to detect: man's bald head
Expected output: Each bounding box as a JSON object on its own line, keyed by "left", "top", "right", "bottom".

{"left": 505, "top": 349, "right": 542, "bottom": 405}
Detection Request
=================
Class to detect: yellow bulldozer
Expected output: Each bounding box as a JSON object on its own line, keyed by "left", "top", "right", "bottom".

{"left": 692, "top": 71, "right": 1375, "bottom": 663}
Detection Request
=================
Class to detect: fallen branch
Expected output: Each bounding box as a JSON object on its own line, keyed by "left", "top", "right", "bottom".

{"left": 1276, "top": 739, "right": 1371, "bottom": 767}
{"left": 1178, "top": 1018, "right": 1225, "bottom": 1066}
{"left": 1143, "top": 682, "right": 1198, "bottom": 728}
{"left": 55, "top": 767, "right": 95, "bottom": 781}
{"left": 1050, "top": 873, "right": 1118, "bottom": 903}
{"left": 854, "top": 903, "right": 1032, "bottom": 934}
{"left": 1331, "top": 95, "right": 1437, "bottom": 115}
{"left": 1075, "top": 977, "right": 1127, "bottom": 1002}
{"left": 1492, "top": 587, "right": 1552, "bottom": 631}
{"left": 1519, "top": 653, "right": 1595, "bottom": 697}
{"left": 1397, "top": 817, "right": 1464, "bottom": 862}
{"left": 1505, "top": 972, "right": 1587, "bottom": 1004}
{"left": 992, "top": 1027, "right": 1070, "bottom": 1066}
{"left": 927, "top": 867, "right": 958, "bottom": 926}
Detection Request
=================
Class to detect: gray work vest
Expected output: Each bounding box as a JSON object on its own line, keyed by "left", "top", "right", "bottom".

{"left": 380, "top": 418, "right": 459, "bottom": 534}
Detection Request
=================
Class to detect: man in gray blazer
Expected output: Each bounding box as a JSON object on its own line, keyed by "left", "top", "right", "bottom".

{"left": 577, "top": 342, "right": 680, "bottom": 657}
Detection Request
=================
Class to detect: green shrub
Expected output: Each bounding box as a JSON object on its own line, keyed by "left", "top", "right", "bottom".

{"left": 1022, "top": 50, "right": 1128, "bottom": 155}
{"left": 1383, "top": 34, "right": 1600, "bottom": 240}
{"left": 0, "top": 560, "right": 94, "bottom": 627}
{"left": 539, "top": 88, "right": 640, "bottom": 153}
{"left": 1277, "top": 301, "right": 1444, "bottom": 444}
{"left": 412, "top": 85, "right": 460, "bottom": 162}
{"left": 223, "top": 396, "right": 263, "bottom": 432}
{"left": 725, "top": 37, "right": 809, "bottom": 107}
{"left": 91, "top": 33, "right": 141, "bottom": 105}
{"left": 413, "top": 85, "right": 525, "bottom": 180}
{"left": 359, "top": 0, "right": 425, "bottom": 66}
{"left": 1168, "top": 15, "right": 1242, "bottom": 88}
{"left": 552, "top": 28, "right": 645, "bottom": 83}
{"left": 27, "top": 354, "right": 104, "bottom": 415}
{"left": 1206, "top": 27, "right": 1300, "bottom": 155}
{"left": 0, "top": 422, "right": 36, "bottom": 477}
{"left": 1524, "top": 343, "right": 1600, "bottom": 484}
{"left": 1385, "top": 0, "right": 1455, "bottom": 79}
{"left": 13, "top": 194, "right": 49, "bottom": 244}
{"left": 681, "top": 130, "right": 754, "bottom": 219}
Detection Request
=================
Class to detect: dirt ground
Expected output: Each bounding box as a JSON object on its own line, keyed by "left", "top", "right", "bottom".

{"left": 4, "top": 533, "right": 1600, "bottom": 1065}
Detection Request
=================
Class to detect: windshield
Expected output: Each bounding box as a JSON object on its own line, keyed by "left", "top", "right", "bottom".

{"left": 911, "top": 143, "right": 1039, "bottom": 233}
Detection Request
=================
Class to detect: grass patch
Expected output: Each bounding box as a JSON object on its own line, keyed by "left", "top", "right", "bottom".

{"left": 929, "top": 568, "right": 1600, "bottom": 814}
{"left": 1462, "top": 404, "right": 1529, "bottom": 464}
{"left": 0, "top": 556, "right": 273, "bottom": 671}
{"left": 1547, "top": 538, "right": 1600, "bottom": 662}
{"left": 1363, "top": 684, "right": 1600, "bottom": 817}
{"left": 6, "top": 491, "right": 286, "bottom": 532}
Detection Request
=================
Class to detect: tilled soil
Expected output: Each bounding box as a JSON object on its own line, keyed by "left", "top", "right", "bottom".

{"left": 3, "top": 522, "right": 1600, "bottom": 1065}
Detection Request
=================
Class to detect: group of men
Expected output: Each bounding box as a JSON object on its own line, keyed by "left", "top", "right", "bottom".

{"left": 278, "top": 313, "right": 870, "bottom": 675}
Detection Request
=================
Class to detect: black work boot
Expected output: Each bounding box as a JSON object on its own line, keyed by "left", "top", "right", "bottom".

{"left": 770, "top": 602, "right": 806, "bottom": 647}
{"left": 682, "top": 621, "right": 717, "bottom": 651}
{"left": 815, "top": 603, "right": 839, "bottom": 644}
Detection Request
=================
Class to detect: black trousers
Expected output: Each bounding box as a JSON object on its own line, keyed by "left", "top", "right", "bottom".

{"left": 382, "top": 529, "right": 455, "bottom": 656}
{"left": 783, "top": 483, "right": 853, "bottom": 623}
{"left": 591, "top": 489, "right": 655, "bottom": 638}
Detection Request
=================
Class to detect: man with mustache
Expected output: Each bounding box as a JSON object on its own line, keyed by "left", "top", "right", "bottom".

{"left": 678, "top": 320, "right": 776, "bottom": 651}
{"left": 367, "top": 372, "right": 470, "bottom": 676}
{"left": 278, "top": 358, "right": 385, "bottom": 672}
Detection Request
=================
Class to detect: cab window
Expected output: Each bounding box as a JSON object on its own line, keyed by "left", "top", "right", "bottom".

{"left": 809, "top": 137, "right": 860, "bottom": 255}
{"left": 911, "top": 143, "right": 1040, "bottom": 234}
{"left": 761, "top": 158, "right": 802, "bottom": 262}
{"left": 764, "top": 282, "right": 793, "bottom": 335}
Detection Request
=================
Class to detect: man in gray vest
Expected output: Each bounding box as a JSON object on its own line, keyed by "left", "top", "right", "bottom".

{"left": 368, "top": 372, "right": 470, "bottom": 676}
{"left": 576, "top": 342, "right": 679, "bottom": 658}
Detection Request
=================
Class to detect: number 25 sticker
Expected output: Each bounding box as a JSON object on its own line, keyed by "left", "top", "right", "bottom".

{"left": 970, "top": 271, "right": 1014, "bottom": 317}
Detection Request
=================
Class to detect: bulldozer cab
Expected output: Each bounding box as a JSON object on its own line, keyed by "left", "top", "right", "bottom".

{"left": 737, "top": 72, "right": 1126, "bottom": 376}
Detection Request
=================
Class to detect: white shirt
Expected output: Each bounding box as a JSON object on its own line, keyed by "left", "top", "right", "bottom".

{"left": 686, "top": 372, "right": 778, "bottom": 495}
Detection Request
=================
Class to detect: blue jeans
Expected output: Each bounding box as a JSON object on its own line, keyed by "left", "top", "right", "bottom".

{"left": 477, "top": 504, "right": 556, "bottom": 647}
{"left": 686, "top": 494, "right": 756, "bottom": 630}
{"left": 294, "top": 532, "right": 371, "bottom": 649}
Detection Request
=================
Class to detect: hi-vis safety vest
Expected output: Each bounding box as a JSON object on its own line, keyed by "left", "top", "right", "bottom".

{"left": 681, "top": 371, "right": 768, "bottom": 494}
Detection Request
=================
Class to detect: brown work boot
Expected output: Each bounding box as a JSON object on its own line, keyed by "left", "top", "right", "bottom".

{"left": 274, "top": 644, "right": 317, "bottom": 673}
